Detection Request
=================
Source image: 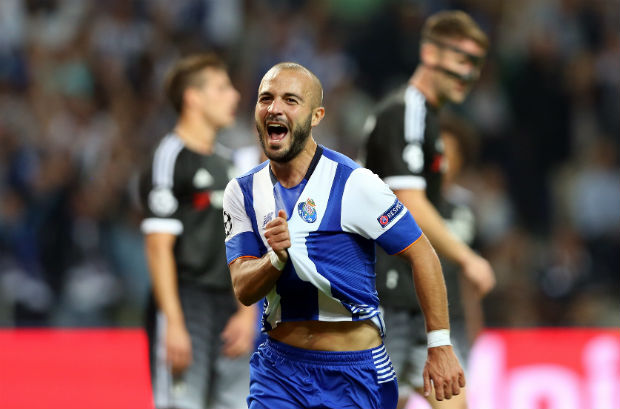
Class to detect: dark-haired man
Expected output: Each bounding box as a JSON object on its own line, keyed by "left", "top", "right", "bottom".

{"left": 140, "top": 54, "right": 254, "bottom": 409}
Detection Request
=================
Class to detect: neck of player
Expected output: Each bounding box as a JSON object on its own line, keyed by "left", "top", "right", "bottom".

{"left": 270, "top": 136, "right": 318, "bottom": 188}
{"left": 174, "top": 111, "right": 217, "bottom": 155}
{"left": 410, "top": 67, "right": 443, "bottom": 109}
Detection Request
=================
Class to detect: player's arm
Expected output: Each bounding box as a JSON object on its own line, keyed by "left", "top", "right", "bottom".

{"left": 398, "top": 234, "right": 448, "bottom": 331}
{"left": 342, "top": 168, "right": 464, "bottom": 402}
{"left": 367, "top": 106, "right": 494, "bottom": 295}
{"left": 224, "top": 178, "right": 288, "bottom": 306}
{"left": 229, "top": 209, "right": 288, "bottom": 306}
{"left": 229, "top": 256, "right": 281, "bottom": 306}
{"left": 395, "top": 188, "right": 495, "bottom": 295}
{"left": 397, "top": 225, "right": 465, "bottom": 402}
{"left": 145, "top": 232, "right": 183, "bottom": 326}
{"left": 144, "top": 232, "right": 192, "bottom": 373}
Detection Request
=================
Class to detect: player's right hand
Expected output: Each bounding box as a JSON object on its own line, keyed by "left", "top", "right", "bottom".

{"left": 264, "top": 209, "right": 290, "bottom": 261}
{"left": 166, "top": 321, "right": 192, "bottom": 374}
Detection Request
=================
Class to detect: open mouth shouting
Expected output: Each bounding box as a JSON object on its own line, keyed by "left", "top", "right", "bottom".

{"left": 266, "top": 121, "right": 290, "bottom": 144}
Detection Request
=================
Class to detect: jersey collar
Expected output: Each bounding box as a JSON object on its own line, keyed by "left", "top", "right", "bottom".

{"left": 268, "top": 145, "right": 324, "bottom": 186}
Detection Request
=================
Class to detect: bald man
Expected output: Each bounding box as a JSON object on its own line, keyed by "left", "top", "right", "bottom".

{"left": 222, "top": 62, "right": 464, "bottom": 409}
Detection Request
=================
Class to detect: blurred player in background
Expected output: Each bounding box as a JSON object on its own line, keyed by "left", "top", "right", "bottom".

{"left": 139, "top": 54, "right": 255, "bottom": 409}
{"left": 223, "top": 62, "right": 464, "bottom": 409}
{"left": 364, "top": 11, "right": 496, "bottom": 409}
{"left": 436, "top": 113, "right": 487, "bottom": 398}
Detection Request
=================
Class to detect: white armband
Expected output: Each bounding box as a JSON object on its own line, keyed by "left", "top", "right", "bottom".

{"left": 427, "top": 329, "right": 451, "bottom": 348}
{"left": 268, "top": 251, "right": 286, "bottom": 271}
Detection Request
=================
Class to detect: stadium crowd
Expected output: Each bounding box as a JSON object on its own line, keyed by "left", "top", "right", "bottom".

{"left": 0, "top": 0, "right": 618, "bottom": 329}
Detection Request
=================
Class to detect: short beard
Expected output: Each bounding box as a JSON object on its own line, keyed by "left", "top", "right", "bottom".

{"left": 258, "top": 114, "right": 312, "bottom": 163}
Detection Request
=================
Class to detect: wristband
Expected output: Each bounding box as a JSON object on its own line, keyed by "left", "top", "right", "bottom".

{"left": 268, "top": 251, "right": 286, "bottom": 271}
{"left": 427, "top": 329, "right": 451, "bottom": 348}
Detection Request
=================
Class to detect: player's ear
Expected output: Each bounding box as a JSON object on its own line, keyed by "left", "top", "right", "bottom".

{"left": 183, "top": 87, "right": 199, "bottom": 111}
{"left": 421, "top": 41, "right": 439, "bottom": 66}
{"left": 311, "top": 106, "right": 325, "bottom": 127}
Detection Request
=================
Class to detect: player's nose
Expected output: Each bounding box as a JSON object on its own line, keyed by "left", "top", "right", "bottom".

{"left": 267, "top": 98, "right": 284, "bottom": 114}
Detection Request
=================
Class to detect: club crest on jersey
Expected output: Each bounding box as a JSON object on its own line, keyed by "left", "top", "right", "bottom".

{"left": 377, "top": 198, "right": 404, "bottom": 228}
{"left": 297, "top": 198, "right": 317, "bottom": 223}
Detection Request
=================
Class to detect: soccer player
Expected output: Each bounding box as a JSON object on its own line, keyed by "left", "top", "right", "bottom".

{"left": 364, "top": 11, "right": 496, "bottom": 409}
{"left": 140, "top": 53, "right": 255, "bottom": 409}
{"left": 223, "top": 62, "right": 464, "bottom": 409}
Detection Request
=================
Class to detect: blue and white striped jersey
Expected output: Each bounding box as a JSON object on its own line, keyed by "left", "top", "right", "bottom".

{"left": 223, "top": 146, "right": 422, "bottom": 336}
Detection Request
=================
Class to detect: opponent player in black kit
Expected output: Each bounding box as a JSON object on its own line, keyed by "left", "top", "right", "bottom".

{"left": 365, "top": 11, "right": 496, "bottom": 409}
{"left": 140, "top": 54, "right": 255, "bottom": 409}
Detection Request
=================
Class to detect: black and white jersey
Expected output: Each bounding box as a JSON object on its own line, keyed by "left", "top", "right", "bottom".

{"left": 365, "top": 85, "right": 445, "bottom": 203}
{"left": 364, "top": 85, "right": 445, "bottom": 310}
{"left": 139, "top": 133, "right": 235, "bottom": 290}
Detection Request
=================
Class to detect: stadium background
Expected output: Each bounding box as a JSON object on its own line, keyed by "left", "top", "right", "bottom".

{"left": 0, "top": 0, "right": 618, "bottom": 408}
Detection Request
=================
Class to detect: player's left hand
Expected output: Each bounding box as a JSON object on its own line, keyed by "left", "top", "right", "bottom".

{"left": 220, "top": 304, "right": 256, "bottom": 358}
{"left": 423, "top": 345, "right": 466, "bottom": 401}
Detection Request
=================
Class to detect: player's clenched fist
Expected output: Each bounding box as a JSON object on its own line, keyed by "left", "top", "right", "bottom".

{"left": 264, "top": 209, "right": 291, "bottom": 259}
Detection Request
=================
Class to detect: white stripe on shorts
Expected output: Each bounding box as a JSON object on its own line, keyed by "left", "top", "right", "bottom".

{"left": 372, "top": 344, "right": 396, "bottom": 384}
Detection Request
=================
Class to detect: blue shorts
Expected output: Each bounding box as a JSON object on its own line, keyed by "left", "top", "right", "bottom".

{"left": 248, "top": 338, "right": 398, "bottom": 409}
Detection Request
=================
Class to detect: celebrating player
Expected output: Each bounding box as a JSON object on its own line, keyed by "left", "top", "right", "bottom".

{"left": 223, "top": 62, "right": 464, "bottom": 409}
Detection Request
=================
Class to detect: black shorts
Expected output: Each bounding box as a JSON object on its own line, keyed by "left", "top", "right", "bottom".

{"left": 146, "top": 285, "right": 251, "bottom": 409}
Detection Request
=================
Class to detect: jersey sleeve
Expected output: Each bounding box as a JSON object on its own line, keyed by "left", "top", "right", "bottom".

{"left": 365, "top": 88, "right": 428, "bottom": 191}
{"left": 341, "top": 168, "right": 422, "bottom": 255}
{"left": 223, "top": 178, "right": 263, "bottom": 264}
{"left": 139, "top": 169, "right": 184, "bottom": 236}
